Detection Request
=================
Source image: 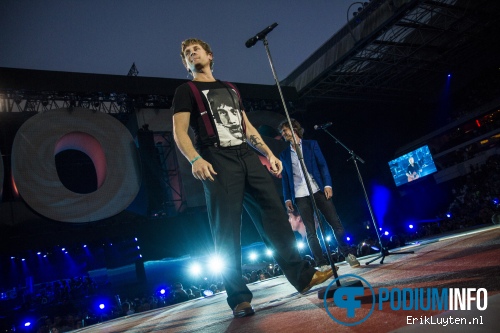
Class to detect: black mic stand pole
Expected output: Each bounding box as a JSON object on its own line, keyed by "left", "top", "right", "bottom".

{"left": 317, "top": 127, "right": 414, "bottom": 264}
{"left": 258, "top": 36, "right": 358, "bottom": 295}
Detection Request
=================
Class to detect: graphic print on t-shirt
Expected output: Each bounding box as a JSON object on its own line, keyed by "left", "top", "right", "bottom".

{"left": 202, "top": 87, "right": 244, "bottom": 147}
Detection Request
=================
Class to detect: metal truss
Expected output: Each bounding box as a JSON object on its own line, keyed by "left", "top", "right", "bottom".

{"left": 297, "top": 0, "right": 500, "bottom": 103}
{"left": 0, "top": 91, "right": 170, "bottom": 113}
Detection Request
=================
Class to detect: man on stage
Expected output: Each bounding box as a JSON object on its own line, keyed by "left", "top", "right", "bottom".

{"left": 278, "top": 119, "right": 360, "bottom": 270}
{"left": 171, "top": 38, "right": 334, "bottom": 318}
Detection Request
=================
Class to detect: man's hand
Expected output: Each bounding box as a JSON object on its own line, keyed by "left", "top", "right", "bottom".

{"left": 268, "top": 154, "right": 283, "bottom": 176}
{"left": 285, "top": 201, "right": 294, "bottom": 212}
{"left": 192, "top": 158, "right": 217, "bottom": 181}
{"left": 324, "top": 187, "right": 333, "bottom": 200}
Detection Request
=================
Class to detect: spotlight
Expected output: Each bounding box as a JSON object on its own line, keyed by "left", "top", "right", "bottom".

{"left": 99, "top": 303, "right": 105, "bottom": 310}
{"left": 446, "top": 213, "right": 452, "bottom": 218}
{"left": 384, "top": 231, "right": 389, "bottom": 236}
{"left": 266, "top": 249, "right": 273, "bottom": 257}
{"left": 326, "top": 236, "right": 331, "bottom": 242}
{"left": 24, "top": 322, "right": 31, "bottom": 327}
{"left": 297, "top": 241, "right": 305, "bottom": 249}
{"left": 409, "top": 224, "right": 414, "bottom": 229}
{"left": 346, "top": 237, "right": 351, "bottom": 242}
{"left": 189, "top": 263, "right": 202, "bottom": 276}
{"left": 159, "top": 289, "right": 166, "bottom": 295}
{"left": 203, "top": 289, "right": 214, "bottom": 297}
{"left": 208, "top": 256, "right": 224, "bottom": 274}
{"left": 249, "top": 252, "right": 258, "bottom": 261}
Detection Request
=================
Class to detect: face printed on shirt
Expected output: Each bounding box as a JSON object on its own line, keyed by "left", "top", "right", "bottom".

{"left": 203, "top": 87, "right": 244, "bottom": 146}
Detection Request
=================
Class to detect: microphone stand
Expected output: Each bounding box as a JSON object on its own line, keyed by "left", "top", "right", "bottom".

{"left": 316, "top": 128, "right": 414, "bottom": 264}
{"left": 259, "top": 36, "right": 343, "bottom": 292}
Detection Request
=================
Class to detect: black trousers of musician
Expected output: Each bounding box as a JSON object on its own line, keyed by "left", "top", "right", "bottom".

{"left": 201, "top": 143, "right": 316, "bottom": 310}
{"left": 295, "top": 191, "right": 351, "bottom": 266}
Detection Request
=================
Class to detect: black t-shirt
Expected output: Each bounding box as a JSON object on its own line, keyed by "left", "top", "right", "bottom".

{"left": 172, "top": 80, "right": 245, "bottom": 148}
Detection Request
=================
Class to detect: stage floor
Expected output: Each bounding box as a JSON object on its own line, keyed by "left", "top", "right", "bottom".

{"left": 72, "top": 225, "right": 500, "bottom": 333}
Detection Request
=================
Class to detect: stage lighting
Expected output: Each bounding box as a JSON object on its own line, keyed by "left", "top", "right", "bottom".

{"left": 346, "top": 237, "right": 351, "bottom": 241}
{"left": 189, "top": 263, "right": 202, "bottom": 276}
{"left": 99, "top": 303, "right": 105, "bottom": 310}
{"left": 297, "top": 241, "right": 305, "bottom": 249}
{"left": 446, "top": 213, "right": 452, "bottom": 218}
{"left": 409, "top": 224, "right": 414, "bottom": 229}
{"left": 160, "top": 289, "right": 166, "bottom": 295}
{"left": 208, "top": 256, "right": 224, "bottom": 273}
{"left": 37, "top": 252, "right": 41, "bottom": 255}
{"left": 326, "top": 236, "right": 331, "bottom": 242}
{"left": 384, "top": 231, "right": 389, "bottom": 236}
{"left": 24, "top": 322, "right": 31, "bottom": 327}
{"left": 266, "top": 249, "right": 273, "bottom": 257}
{"left": 203, "top": 289, "right": 214, "bottom": 297}
{"left": 249, "top": 252, "right": 258, "bottom": 261}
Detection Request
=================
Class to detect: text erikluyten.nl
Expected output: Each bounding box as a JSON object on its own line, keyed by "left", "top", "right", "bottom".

{"left": 407, "top": 315, "right": 483, "bottom": 326}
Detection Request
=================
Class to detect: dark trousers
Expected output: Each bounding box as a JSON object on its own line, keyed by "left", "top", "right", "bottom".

{"left": 295, "top": 191, "right": 350, "bottom": 266}
{"left": 201, "top": 144, "right": 316, "bottom": 310}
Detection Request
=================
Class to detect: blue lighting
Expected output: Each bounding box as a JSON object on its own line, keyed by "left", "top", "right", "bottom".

{"left": 346, "top": 237, "right": 351, "bottom": 242}
{"left": 446, "top": 213, "right": 452, "bottom": 218}
{"left": 447, "top": 73, "right": 451, "bottom": 78}
{"left": 24, "top": 322, "right": 31, "bottom": 327}
{"left": 160, "top": 289, "right": 166, "bottom": 295}
{"left": 37, "top": 252, "right": 41, "bottom": 255}
{"left": 384, "top": 231, "right": 389, "bottom": 236}
{"left": 135, "top": 237, "right": 138, "bottom": 241}
{"left": 409, "top": 224, "right": 414, "bottom": 229}
{"left": 83, "top": 244, "right": 87, "bottom": 248}
{"left": 99, "top": 303, "right": 105, "bottom": 310}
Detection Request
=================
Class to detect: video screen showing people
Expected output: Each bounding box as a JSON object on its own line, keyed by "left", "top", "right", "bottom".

{"left": 388, "top": 145, "right": 438, "bottom": 187}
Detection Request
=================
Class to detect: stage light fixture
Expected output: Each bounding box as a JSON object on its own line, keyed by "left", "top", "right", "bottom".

{"left": 297, "top": 241, "right": 305, "bottom": 249}
{"left": 326, "top": 236, "right": 331, "bottom": 242}
{"left": 266, "top": 249, "right": 273, "bottom": 256}
{"left": 208, "top": 256, "right": 224, "bottom": 273}
{"left": 384, "top": 231, "right": 389, "bottom": 236}
{"left": 249, "top": 252, "right": 258, "bottom": 261}
{"left": 189, "top": 263, "right": 202, "bottom": 276}
{"left": 99, "top": 304, "right": 105, "bottom": 310}
{"left": 409, "top": 224, "right": 414, "bottom": 229}
{"left": 346, "top": 237, "right": 351, "bottom": 241}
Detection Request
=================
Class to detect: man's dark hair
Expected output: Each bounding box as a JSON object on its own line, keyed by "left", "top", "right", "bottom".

{"left": 278, "top": 118, "right": 304, "bottom": 138}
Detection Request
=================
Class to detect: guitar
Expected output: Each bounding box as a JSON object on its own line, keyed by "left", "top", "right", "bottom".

{"left": 407, "top": 172, "right": 419, "bottom": 182}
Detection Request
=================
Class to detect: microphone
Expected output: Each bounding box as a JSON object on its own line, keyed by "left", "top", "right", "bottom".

{"left": 245, "top": 22, "right": 278, "bottom": 48}
{"left": 314, "top": 122, "right": 332, "bottom": 130}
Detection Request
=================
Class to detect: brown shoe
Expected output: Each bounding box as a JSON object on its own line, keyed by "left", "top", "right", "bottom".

{"left": 232, "top": 302, "right": 255, "bottom": 318}
{"left": 301, "top": 269, "right": 334, "bottom": 294}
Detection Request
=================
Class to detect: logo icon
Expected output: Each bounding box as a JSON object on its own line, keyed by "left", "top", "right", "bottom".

{"left": 323, "top": 274, "right": 375, "bottom": 326}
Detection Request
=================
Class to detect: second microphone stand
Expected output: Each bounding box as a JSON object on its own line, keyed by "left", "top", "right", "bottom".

{"left": 316, "top": 128, "right": 414, "bottom": 264}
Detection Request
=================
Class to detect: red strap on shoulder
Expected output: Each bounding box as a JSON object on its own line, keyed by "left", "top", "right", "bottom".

{"left": 186, "top": 81, "right": 216, "bottom": 139}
